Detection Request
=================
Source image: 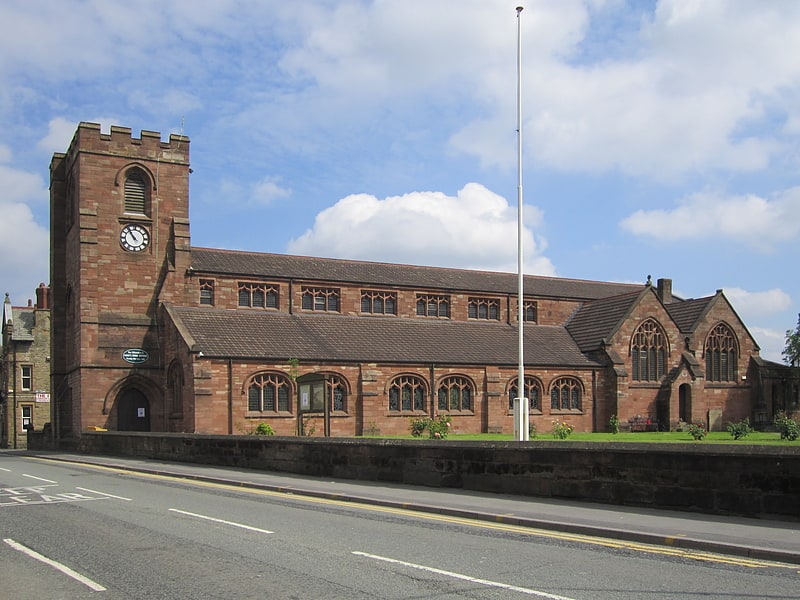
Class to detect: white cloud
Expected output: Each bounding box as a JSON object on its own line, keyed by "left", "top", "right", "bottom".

{"left": 36, "top": 117, "right": 79, "bottom": 154}
{"left": 723, "top": 287, "right": 792, "bottom": 320}
{"left": 620, "top": 188, "right": 800, "bottom": 250}
{"left": 749, "top": 326, "right": 788, "bottom": 364}
{"left": 287, "top": 182, "right": 554, "bottom": 275}
{"left": 0, "top": 163, "right": 46, "bottom": 206}
{"left": 251, "top": 178, "right": 291, "bottom": 206}
{"left": 0, "top": 202, "right": 49, "bottom": 303}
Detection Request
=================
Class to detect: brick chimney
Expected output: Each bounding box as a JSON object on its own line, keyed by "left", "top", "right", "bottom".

{"left": 35, "top": 283, "right": 50, "bottom": 310}
{"left": 657, "top": 278, "right": 673, "bottom": 304}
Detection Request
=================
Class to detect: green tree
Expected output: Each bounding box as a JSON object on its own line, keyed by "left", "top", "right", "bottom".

{"left": 784, "top": 313, "right": 800, "bottom": 367}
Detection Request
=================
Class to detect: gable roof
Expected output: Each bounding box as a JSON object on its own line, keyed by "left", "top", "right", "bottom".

{"left": 565, "top": 290, "right": 645, "bottom": 352}
{"left": 165, "top": 304, "right": 601, "bottom": 368}
{"left": 189, "top": 248, "right": 641, "bottom": 301}
{"left": 665, "top": 296, "right": 715, "bottom": 333}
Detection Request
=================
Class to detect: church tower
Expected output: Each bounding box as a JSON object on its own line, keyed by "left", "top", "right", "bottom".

{"left": 50, "top": 123, "right": 191, "bottom": 442}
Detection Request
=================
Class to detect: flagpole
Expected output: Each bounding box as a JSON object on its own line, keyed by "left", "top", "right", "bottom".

{"left": 515, "top": 5, "right": 529, "bottom": 441}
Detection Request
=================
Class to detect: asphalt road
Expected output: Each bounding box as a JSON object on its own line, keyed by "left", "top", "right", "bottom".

{"left": 1, "top": 451, "right": 798, "bottom": 599}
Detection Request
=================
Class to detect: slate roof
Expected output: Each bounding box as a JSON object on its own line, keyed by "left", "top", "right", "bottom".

{"left": 190, "top": 248, "right": 641, "bottom": 301}
{"left": 166, "top": 304, "right": 601, "bottom": 368}
{"left": 565, "top": 290, "right": 644, "bottom": 352}
{"left": 10, "top": 307, "right": 35, "bottom": 341}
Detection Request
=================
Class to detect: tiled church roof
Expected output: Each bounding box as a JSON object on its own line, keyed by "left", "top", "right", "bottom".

{"left": 190, "top": 248, "right": 642, "bottom": 300}
{"left": 665, "top": 296, "right": 715, "bottom": 333}
{"left": 565, "top": 290, "right": 644, "bottom": 352}
{"left": 166, "top": 304, "right": 601, "bottom": 368}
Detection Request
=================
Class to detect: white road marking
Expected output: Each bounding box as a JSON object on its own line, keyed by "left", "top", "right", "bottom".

{"left": 4, "top": 538, "right": 107, "bottom": 592}
{"left": 0, "top": 467, "right": 11, "bottom": 472}
{"left": 352, "top": 551, "right": 576, "bottom": 599}
{"left": 76, "top": 487, "right": 132, "bottom": 501}
{"left": 22, "top": 474, "right": 57, "bottom": 483}
{"left": 168, "top": 509, "right": 274, "bottom": 534}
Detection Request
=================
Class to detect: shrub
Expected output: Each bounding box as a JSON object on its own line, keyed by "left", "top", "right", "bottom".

{"left": 409, "top": 415, "right": 452, "bottom": 439}
{"left": 529, "top": 422, "right": 537, "bottom": 439}
{"left": 774, "top": 412, "right": 800, "bottom": 441}
{"left": 727, "top": 417, "right": 753, "bottom": 440}
{"left": 687, "top": 422, "right": 707, "bottom": 440}
{"left": 551, "top": 420, "right": 574, "bottom": 440}
{"left": 253, "top": 423, "right": 274, "bottom": 436}
{"left": 609, "top": 414, "right": 620, "bottom": 434}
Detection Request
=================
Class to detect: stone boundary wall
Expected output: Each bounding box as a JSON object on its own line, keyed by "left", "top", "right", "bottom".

{"left": 71, "top": 432, "right": 800, "bottom": 520}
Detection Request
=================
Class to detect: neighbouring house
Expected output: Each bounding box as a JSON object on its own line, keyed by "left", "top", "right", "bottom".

{"left": 1, "top": 286, "right": 52, "bottom": 448}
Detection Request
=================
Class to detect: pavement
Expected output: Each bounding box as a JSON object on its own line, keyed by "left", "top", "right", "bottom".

{"left": 22, "top": 451, "right": 800, "bottom": 566}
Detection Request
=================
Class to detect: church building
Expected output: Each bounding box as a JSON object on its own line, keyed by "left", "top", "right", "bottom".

{"left": 47, "top": 122, "right": 795, "bottom": 443}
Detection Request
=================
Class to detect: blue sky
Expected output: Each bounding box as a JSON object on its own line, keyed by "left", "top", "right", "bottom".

{"left": 1, "top": 0, "right": 798, "bottom": 362}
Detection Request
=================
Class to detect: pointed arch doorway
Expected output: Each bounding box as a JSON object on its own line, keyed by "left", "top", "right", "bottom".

{"left": 117, "top": 388, "right": 151, "bottom": 431}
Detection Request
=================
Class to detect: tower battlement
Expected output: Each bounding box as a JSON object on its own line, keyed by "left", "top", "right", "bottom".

{"left": 60, "top": 121, "right": 190, "bottom": 166}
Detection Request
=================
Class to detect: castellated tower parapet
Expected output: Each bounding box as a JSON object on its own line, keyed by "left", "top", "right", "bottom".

{"left": 60, "top": 122, "right": 190, "bottom": 167}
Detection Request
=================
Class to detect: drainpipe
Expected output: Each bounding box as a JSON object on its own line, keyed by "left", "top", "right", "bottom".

{"left": 12, "top": 342, "right": 17, "bottom": 449}
{"left": 228, "top": 358, "right": 233, "bottom": 435}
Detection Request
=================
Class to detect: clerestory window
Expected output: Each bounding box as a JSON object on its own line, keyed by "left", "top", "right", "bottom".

{"left": 468, "top": 298, "right": 499, "bottom": 321}
{"left": 416, "top": 294, "right": 450, "bottom": 318}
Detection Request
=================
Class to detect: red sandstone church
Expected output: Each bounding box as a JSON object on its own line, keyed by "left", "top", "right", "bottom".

{"left": 47, "top": 122, "right": 795, "bottom": 442}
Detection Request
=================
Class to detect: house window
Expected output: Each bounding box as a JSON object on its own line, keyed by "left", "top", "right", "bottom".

{"left": 550, "top": 377, "right": 582, "bottom": 411}
{"left": 705, "top": 324, "right": 738, "bottom": 382}
{"left": 239, "top": 282, "right": 278, "bottom": 309}
{"left": 199, "top": 280, "right": 215, "bottom": 306}
{"left": 437, "top": 376, "right": 473, "bottom": 412}
{"left": 523, "top": 301, "right": 538, "bottom": 323}
{"left": 361, "top": 291, "right": 397, "bottom": 315}
{"left": 631, "top": 319, "right": 668, "bottom": 381}
{"left": 468, "top": 298, "right": 499, "bottom": 320}
{"left": 21, "top": 365, "right": 33, "bottom": 391}
{"left": 21, "top": 405, "right": 33, "bottom": 431}
{"left": 388, "top": 375, "right": 426, "bottom": 412}
{"left": 416, "top": 294, "right": 450, "bottom": 318}
{"left": 124, "top": 169, "right": 148, "bottom": 214}
{"left": 508, "top": 376, "right": 541, "bottom": 411}
{"left": 301, "top": 287, "right": 340, "bottom": 312}
{"left": 248, "top": 373, "right": 292, "bottom": 412}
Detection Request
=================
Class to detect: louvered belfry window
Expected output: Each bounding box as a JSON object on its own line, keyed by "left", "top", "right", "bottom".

{"left": 124, "top": 169, "right": 147, "bottom": 214}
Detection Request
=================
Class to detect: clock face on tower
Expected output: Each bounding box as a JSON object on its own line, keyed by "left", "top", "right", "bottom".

{"left": 120, "top": 223, "right": 150, "bottom": 252}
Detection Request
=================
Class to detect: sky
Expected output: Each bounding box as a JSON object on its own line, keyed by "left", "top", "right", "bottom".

{"left": 1, "top": 0, "right": 798, "bottom": 363}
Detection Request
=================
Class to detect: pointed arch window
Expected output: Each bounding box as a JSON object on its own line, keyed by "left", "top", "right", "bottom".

{"left": 388, "top": 375, "right": 426, "bottom": 412}
{"left": 124, "top": 169, "right": 148, "bottom": 215}
{"left": 705, "top": 323, "right": 738, "bottom": 382}
{"left": 631, "top": 319, "right": 668, "bottom": 381}
{"left": 508, "top": 376, "right": 542, "bottom": 411}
